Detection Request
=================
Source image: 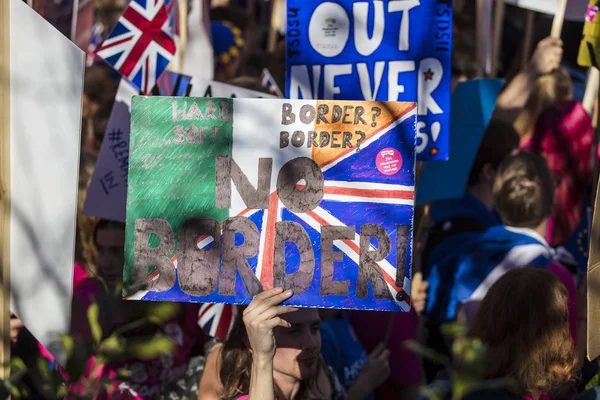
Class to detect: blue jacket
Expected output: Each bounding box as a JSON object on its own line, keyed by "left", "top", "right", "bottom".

{"left": 423, "top": 193, "right": 502, "bottom": 322}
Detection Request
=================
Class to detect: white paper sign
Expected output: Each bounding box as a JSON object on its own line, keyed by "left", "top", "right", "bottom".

{"left": 505, "top": 0, "right": 588, "bottom": 21}
{"left": 10, "top": 0, "right": 84, "bottom": 364}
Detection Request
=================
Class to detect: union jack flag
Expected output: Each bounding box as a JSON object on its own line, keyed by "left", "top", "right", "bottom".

{"left": 261, "top": 68, "right": 283, "bottom": 97}
{"left": 86, "top": 22, "right": 105, "bottom": 66}
{"left": 96, "top": 0, "right": 177, "bottom": 94}
{"left": 197, "top": 303, "right": 236, "bottom": 340}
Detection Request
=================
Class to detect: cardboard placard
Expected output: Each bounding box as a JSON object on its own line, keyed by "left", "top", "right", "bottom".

{"left": 285, "top": 0, "right": 452, "bottom": 161}
{"left": 83, "top": 72, "right": 273, "bottom": 222}
{"left": 8, "top": 0, "right": 84, "bottom": 365}
{"left": 125, "top": 97, "right": 417, "bottom": 312}
{"left": 588, "top": 180, "right": 600, "bottom": 360}
{"left": 505, "top": 0, "right": 588, "bottom": 22}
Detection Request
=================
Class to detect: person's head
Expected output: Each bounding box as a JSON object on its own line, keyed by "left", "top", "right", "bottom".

{"left": 451, "top": 36, "right": 478, "bottom": 92}
{"left": 219, "top": 307, "right": 323, "bottom": 399}
{"left": 94, "top": 219, "right": 126, "bottom": 285}
{"left": 211, "top": 21, "right": 245, "bottom": 83}
{"left": 75, "top": 153, "right": 99, "bottom": 272}
{"left": 529, "top": 100, "right": 593, "bottom": 246}
{"left": 92, "top": 98, "right": 114, "bottom": 154}
{"left": 469, "top": 268, "right": 576, "bottom": 397}
{"left": 82, "top": 65, "right": 117, "bottom": 120}
{"left": 466, "top": 119, "right": 520, "bottom": 207}
{"left": 493, "top": 152, "right": 554, "bottom": 231}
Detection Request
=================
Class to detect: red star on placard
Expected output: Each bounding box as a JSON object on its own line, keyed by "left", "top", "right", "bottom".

{"left": 424, "top": 69, "right": 434, "bottom": 81}
{"left": 430, "top": 147, "right": 438, "bottom": 156}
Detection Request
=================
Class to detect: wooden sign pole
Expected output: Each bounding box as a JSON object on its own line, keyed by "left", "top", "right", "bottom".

{"left": 491, "top": 0, "right": 505, "bottom": 78}
{"left": 178, "top": 0, "right": 189, "bottom": 74}
{"left": 267, "top": 0, "right": 282, "bottom": 53}
{"left": 521, "top": 10, "right": 535, "bottom": 70}
{"left": 0, "top": 0, "right": 11, "bottom": 381}
{"left": 70, "top": 0, "right": 80, "bottom": 42}
{"left": 583, "top": 68, "right": 600, "bottom": 115}
{"left": 550, "top": 0, "right": 568, "bottom": 39}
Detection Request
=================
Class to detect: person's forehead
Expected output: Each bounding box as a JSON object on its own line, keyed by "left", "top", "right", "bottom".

{"left": 283, "top": 308, "right": 321, "bottom": 324}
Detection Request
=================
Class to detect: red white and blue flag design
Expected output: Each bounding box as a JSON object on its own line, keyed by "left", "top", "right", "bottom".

{"left": 96, "top": 0, "right": 177, "bottom": 94}
{"left": 197, "top": 303, "right": 236, "bottom": 340}
{"left": 127, "top": 99, "right": 417, "bottom": 312}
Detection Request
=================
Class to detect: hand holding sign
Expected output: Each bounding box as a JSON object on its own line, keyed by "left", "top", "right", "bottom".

{"left": 527, "top": 37, "right": 563, "bottom": 77}
{"left": 243, "top": 288, "right": 298, "bottom": 361}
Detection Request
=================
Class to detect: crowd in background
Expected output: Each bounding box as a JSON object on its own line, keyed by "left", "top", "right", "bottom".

{"left": 8, "top": 0, "right": 600, "bottom": 399}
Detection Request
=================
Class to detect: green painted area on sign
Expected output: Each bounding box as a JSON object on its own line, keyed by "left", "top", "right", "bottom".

{"left": 125, "top": 96, "right": 234, "bottom": 286}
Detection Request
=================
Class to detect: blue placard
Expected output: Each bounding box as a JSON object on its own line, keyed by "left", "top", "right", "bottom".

{"left": 286, "top": 0, "right": 452, "bottom": 161}
{"left": 416, "top": 79, "right": 505, "bottom": 205}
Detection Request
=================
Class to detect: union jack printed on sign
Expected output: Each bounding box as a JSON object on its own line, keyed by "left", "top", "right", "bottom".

{"left": 96, "top": 0, "right": 177, "bottom": 94}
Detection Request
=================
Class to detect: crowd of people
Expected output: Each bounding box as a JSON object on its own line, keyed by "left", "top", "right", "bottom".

{"left": 8, "top": 0, "right": 600, "bottom": 399}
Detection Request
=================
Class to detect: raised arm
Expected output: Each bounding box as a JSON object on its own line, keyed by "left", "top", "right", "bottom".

{"left": 493, "top": 37, "right": 563, "bottom": 124}
{"left": 243, "top": 288, "right": 297, "bottom": 400}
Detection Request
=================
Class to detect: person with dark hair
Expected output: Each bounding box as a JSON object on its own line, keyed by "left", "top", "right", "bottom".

{"left": 465, "top": 268, "right": 576, "bottom": 399}
{"left": 70, "top": 219, "right": 206, "bottom": 399}
{"left": 420, "top": 119, "right": 520, "bottom": 381}
{"left": 449, "top": 152, "right": 582, "bottom": 379}
{"left": 198, "top": 288, "right": 345, "bottom": 400}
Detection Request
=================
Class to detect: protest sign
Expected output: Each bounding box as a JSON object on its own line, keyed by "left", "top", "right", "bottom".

{"left": 285, "top": 0, "right": 452, "bottom": 161}
{"left": 505, "top": 0, "right": 587, "bottom": 21}
{"left": 125, "top": 97, "right": 417, "bottom": 312}
{"left": 83, "top": 73, "right": 273, "bottom": 222}
{"left": 2, "top": 0, "right": 84, "bottom": 366}
{"left": 416, "top": 79, "right": 505, "bottom": 205}
{"left": 589, "top": 178, "right": 600, "bottom": 360}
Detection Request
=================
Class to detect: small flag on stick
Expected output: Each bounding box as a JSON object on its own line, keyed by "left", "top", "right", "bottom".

{"left": 96, "top": 0, "right": 177, "bottom": 94}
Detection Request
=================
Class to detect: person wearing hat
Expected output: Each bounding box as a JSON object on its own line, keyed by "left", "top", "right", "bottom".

{"left": 211, "top": 21, "right": 245, "bottom": 83}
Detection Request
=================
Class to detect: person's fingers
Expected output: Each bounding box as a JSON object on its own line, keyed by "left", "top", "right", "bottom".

{"left": 549, "top": 51, "right": 563, "bottom": 63}
{"left": 370, "top": 342, "right": 386, "bottom": 357}
{"left": 244, "top": 290, "right": 294, "bottom": 321}
{"left": 244, "top": 289, "right": 293, "bottom": 318}
{"left": 377, "top": 349, "right": 391, "bottom": 361}
{"left": 245, "top": 287, "right": 285, "bottom": 314}
{"left": 257, "top": 306, "right": 299, "bottom": 322}
{"left": 421, "top": 281, "right": 430, "bottom": 291}
{"left": 540, "top": 36, "right": 562, "bottom": 47}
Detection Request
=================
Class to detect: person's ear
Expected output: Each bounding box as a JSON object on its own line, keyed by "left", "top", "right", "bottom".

{"left": 480, "top": 164, "right": 496, "bottom": 184}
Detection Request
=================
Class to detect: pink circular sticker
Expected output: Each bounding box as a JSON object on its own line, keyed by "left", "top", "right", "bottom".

{"left": 376, "top": 148, "right": 402, "bottom": 175}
